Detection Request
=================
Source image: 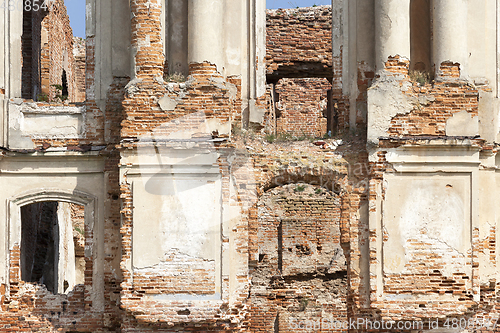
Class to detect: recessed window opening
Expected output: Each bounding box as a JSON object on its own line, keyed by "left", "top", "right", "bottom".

{"left": 410, "top": 0, "right": 432, "bottom": 73}
{"left": 21, "top": 201, "right": 85, "bottom": 294}
{"left": 164, "top": 0, "right": 189, "bottom": 78}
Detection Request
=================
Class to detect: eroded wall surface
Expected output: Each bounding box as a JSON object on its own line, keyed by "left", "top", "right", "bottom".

{"left": 249, "top": 183, "right": 347, "bottom": 331}
{"left": 360, "top": 0, "right": 500, "bottom": 327}
{"left": 2, "top": 0, "right": 500, "bottom": 332}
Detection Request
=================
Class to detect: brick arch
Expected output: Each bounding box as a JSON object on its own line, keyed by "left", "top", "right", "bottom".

{"left": 259, "top": 165, "right": 346, "bottom": 194}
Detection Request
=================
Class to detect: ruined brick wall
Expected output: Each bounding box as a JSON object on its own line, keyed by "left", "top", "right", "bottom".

{"left": 388, "top": 63, "right": 479, "bottom": 137}
{"left": 121, "top": 62, "right": 237, "bottom": 140}
{"left": 40, "top": 0, "right": 77, "bottom": 102}
{"left": 376, "top": 58, "right": 480, "bottom": 138}
{"left": 275, "top": 78, "right": 331, "bottom": 137}
{"left": 118, "top": 1, "right": 247, "bottom": 330}
{"left": 249, "top": 183, "right": 347, "bottom": 332}
{"left": 266, "top": 6, "right": 340, "bottom": 136}
{"left": 1, "top": 2, "right": 388, "bottom": 332}
{"left": 266, "top": 6, "right": 333, "bottom": 80}
{"left": 5, "top": 201, "right": 94, "bottom": 332}
{"left": 73, "top": 37, "right": 86, "bottom": 103}
{"left": 361, "top": 56, "right": 500, "bottom": 325}
{"left": 21, "top": 0, "right": 79, "bottom": 103}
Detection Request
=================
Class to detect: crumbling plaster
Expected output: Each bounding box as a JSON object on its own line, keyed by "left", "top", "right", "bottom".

{"left": 367, "top": 72, "right": 414, "bottom": 146}
{"left": 0, "top": 153, "right": 105, "bottom": 309}
{"left": 1, "top": 0, "right": 500, "bottom": 331}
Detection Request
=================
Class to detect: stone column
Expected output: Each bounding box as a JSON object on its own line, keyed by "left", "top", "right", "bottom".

{"left": 188, "top": 0, "right": 224, "bottom": 72}
{"left": 374, "top": 0, "right": 411, "bottom": 73}
{"left": 432, "top": 0, "right": 468, "bottom": 77}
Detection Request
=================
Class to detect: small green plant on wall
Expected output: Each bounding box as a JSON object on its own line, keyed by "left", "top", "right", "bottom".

{"left": 409, "top": 70, "right": 431, "bottom": 86}
{"left": 37, "top": 93, "right": 48, "bottom": 102}
{"left": 51, "top": 84, "right": 68, "bottom": 102}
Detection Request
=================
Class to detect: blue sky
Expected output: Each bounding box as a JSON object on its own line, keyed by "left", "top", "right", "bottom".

{"left": 66, "top": 0, "right": 331, "bottom": 38}
{"left": 65, "top": 0, "right": 85, "bottom": 38}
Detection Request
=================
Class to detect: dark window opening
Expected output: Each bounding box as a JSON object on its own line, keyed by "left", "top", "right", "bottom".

{"left": 61, "top": 69, "right": 69, "bottom": 99}
{"left": 277, "top": 221, "right": 283, "bottom": 273}
{"left": 21, "top": 201, "right": 85, "bottom": 294}
{"left": 21, "top": 8, "right": 48, "bottom": 100}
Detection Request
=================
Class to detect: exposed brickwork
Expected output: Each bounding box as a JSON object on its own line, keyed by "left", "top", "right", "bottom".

{"left": 248, "top": 183, "right": 347, "bottom": 332}
{"left": 38, "top": 0, "right": 78, "bottom": 102}
{"left": 121, "top": 62, "right": 237, "bottom": 140}
{"left": 4, "top": 198, "right": 102, "bottom": 331}
{"left": 275, "top": 78, "right": 330, "bottom": 137}
{"left": 117, "top": 1, "right": 248, "bottom": 330}
{"left": 9, "top": 1, "right": 500, "bottom": 332}
{"left": 265, "top": 6, "right": 344, "bottom": 135}
{"left": 387, "top": 60, "right": 479, "bottom": 137}
{"left": 266, "top": 6, "right": 334, "bottom": 80}
{"left": 362, "top": 56, "right": 494, "bottom": 323}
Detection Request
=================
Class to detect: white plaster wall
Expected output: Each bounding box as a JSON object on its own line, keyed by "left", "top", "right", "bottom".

{"left": 121, "top": 143, "right": 253, "bottom": 306}
{"left": 132, "top": 174, "right": 222, "bottom": 269}
{"left": 255, "top": 0, "right": 267, "bottom": 99}
{"left": 374, "top": 0, "right": 410, "bottom": 73}
{"left": 247, "top": 0, "right": 267, "bottom": 125}
{"left": 0, "top": 7, "right": 23, "bottom": 147}
{"left": 432, "top": 0, "right": 468, "bottom": 77}
{"left": 223, "top": 0, "right": 243, "bottom": 76}
{"left": 188, "top": 0, "right": 224, "bottom": 71}
{"left": 367, "top": 77, "right": 414, "bottom": 145}
{"left": 383, "top": 173, "right": 472, "bottom": 278}
{"left": 86, "top": 0, "right": 131, "bottom": 110}
{"left": 8, "top": 102, "right": 85, "bottom": 149}
{"left": 8, "top": 8, "right": 23, "bottom": 99}
{"left": 332, "top": 0, "right": 344, "bottom": 58}
{"left": 477, "top": 165, "right": 497, "bottom": 285}
{"left": 467, "top": 0, "right": 497, "bottom": 91}
{"left": 0, "top": 9, "right": 6, "bottom": 97}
